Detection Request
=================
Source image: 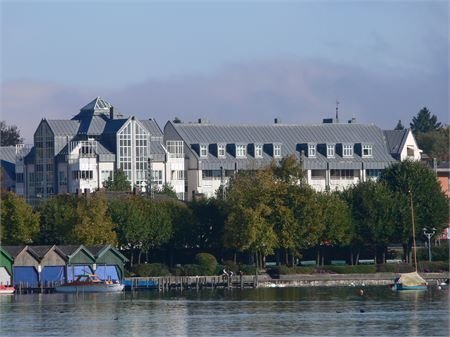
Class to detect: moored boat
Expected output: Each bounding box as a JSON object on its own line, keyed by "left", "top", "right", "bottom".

{"left": 390, "top": 271, "right": 428, "bottom": 291}
{"left": 0, "top": 284, "right": 15, "bottom": 294}
{"left": 55, "top": 274, "right": 124, "bottom": 293}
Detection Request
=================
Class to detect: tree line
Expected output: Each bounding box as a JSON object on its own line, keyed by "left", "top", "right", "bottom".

{"left": 1, "top": 159, "right": 448, "bottom": 267}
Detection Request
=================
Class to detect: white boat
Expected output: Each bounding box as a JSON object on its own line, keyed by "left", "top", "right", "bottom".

{"left": 55, "top": 274, "right": 124, "bottom": 293}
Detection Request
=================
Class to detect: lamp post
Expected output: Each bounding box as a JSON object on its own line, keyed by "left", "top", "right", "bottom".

{"left": 423, "top": 227, "right": 436, "bottom": 262}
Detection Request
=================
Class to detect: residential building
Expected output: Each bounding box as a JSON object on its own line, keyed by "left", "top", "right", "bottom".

{"left": 164, "top": 118, "right": 421, "bottom": 200}
{"left": 17, "top": 97, "right": 185, "bottom": 204}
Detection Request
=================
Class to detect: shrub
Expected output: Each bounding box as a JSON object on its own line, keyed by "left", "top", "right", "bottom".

{"left": 132, "top": 263, "right": 171, "bottom": 277}
{"left": 194, "top": 253, "right": 218, "bottom": 275}
{"left": 418, "top": 261, "right": 449, "bottom": 272}
{"left": 417, "top": 242, "right": 449, "bottom": 262}
{"left": 238, "top": 264, "right": 257, "bottom": 275}
{"left": 376, "top": 263, "right": 415, "bottom": 273}
{"left": 178, "top": 264, "right": 204, "bottom": 276}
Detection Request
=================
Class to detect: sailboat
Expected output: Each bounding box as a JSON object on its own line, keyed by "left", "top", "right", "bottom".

{"left": 391, "top": 190, "right": 428, "bottom": 291}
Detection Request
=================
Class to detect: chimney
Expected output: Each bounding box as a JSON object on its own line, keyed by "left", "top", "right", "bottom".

{"left": 348, "top": 118, "right": 356, "bottom": 124}
{"left": 274, "top": 118, "right": 279, "bottom": 124}
{"left": 109, "top": 106, "right": 115, "bottom": 119}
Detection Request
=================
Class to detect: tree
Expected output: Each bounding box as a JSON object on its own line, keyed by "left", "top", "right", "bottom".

{"left": 0, "top": 121, "right": 23, "bottom": 146}
{"left": 342, "top": 181, "right": 399, "bottom": 264}
{"left": 109, "top": 196, "right": 172, "bottom": 265}
{"left": 380, "top": 160, "right": 449, "bottom": 263}
{"left": 70, "top": 194, "right": 117, "bottom": 245}
{"left": 1, "top": 192, "right": 40, "bottom": 244}
{"left": 155, "top": 183, "right": 177, "bottom": 198}
{"left": 415, "top": 126, "right": 449, "bottom": 162}
{"left": 103, "top": 169, "right": 131, "bottom": 191}
{"left": 224, "top": 169, "right": 278, "bottom": 268}
{"left": 394, "top": 120, "right": 404, "bottom": 130}
{"left": 410, "top": 107, "right": 442, "bottom": 134}
{"left": 37, "top": 194, "right": 77, "bottom": 244}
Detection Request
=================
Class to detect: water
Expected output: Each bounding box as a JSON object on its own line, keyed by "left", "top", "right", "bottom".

{"left": 1, "top": 286, "right": 448, "bottom": 337}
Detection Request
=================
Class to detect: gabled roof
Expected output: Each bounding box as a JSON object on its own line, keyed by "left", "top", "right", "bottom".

{"left": 140, "top": 119, "right": 163, "bottom": 137}
{"left": 57, "top": 245, "right": 94, "bottom": 260}
{"left": 383, "top": 129, "right": 409, "bottom": 155}
{"left": 1, "top": 245, "right": 27, "bottom": 258}
{"left": 86, "top": 244, "right": 129, "bottom": 262}
{"left": 0, "top": 246, "right": 14, "bottom": 261}
{"left": 0, "top": 146, "right": 17, "bottom": 163}
{"left": 46, "top": 120, "right": 80, "bottom": 136}
{"left": 170, "top": 121, "right": 396, "bottom": 169}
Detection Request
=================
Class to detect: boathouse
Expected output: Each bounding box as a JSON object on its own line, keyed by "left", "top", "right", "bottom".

{"left": 2, "top": 246, "right": 40, "bottom": 288}
{"left": 0, "top": 246, "right": 14, "bottom": 286}
{"left": 57, "top": 245, "right": 96, "bottom": 281}
{"left": 87, "top": 245, "right": 128, "bottom": 281}
{"left": 28, "top": 245, "right": 66, "bottom": 286}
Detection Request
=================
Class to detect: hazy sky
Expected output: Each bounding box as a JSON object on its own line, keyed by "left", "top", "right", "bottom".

{"left": 1, "top": 0, "right": 448, "bottom": 143}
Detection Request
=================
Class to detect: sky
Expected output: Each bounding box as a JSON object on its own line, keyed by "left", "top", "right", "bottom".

{"left": 1, "top": 0, "right": 448, "bottom": 143}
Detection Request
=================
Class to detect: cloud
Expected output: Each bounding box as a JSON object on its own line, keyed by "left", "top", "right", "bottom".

{"left": 1, "top": 58, "right": 447, "bottom": 143}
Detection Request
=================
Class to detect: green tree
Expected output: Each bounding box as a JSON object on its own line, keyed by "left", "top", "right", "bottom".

{"left": 103, "top": 169, "right": 131, "bottom": 191}
{"left": 0, "top": 121, "right": 23, "bottom": 146}
{"left": 71, "top": 194, "right": 117, "bottom": 245}
{"left": 37, "top": 194, "right": 77, "bottom": 244}
{"left": 410, "top": 107, "right": 442, "bottom": 134}
{"left": 380, "top": 160, "right": 449, "bottom": 262}
{"left": 155, "top": 183, "right": 177, "bottom": 198}
{"left": 343, "top": 181, "right": 399, "bottom": 264}
{"left": 394, "top": 120, "right": 404, "bottom": 130}
{"left": 316, "top": 192, "right": 352, "bottom": 265}
{"left": 224, "top": 169, "right": 278, "bottom": 268}
{"left": 1, "top": 192, "right": 40, "bottom": 244}
{"left": 415, "top": 127, "right": 449, "bottom": 162}
{"left": 109, "top": 196, "right": 172, "bottom": 265}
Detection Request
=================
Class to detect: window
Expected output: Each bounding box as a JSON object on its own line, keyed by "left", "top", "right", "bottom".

{"left": 72, "top": 170, "right": 93, "bottom": 180}
{"left": 171, "top": 170, "right": 185, "bottom": 180}
{"left": 308, "top": 144, "right": 316, "bottom": 157}
{"left": 16, "top": 173, "right": 24, "bottom": 183}
{"left": 330, "top": 169, "right": 354, "bottom": 179}
{"left": 366, "top": 169, "right": 381, "bottom": 179}
{"left": 274, "top": 144, "right": 281, "bottom": 157}
{"left": 200, "top": 145, "right": 208, "bottom": 157}
{"left": 255, "top": 144, "right": 263, "bottom": 158}
{"left": 166, "top": 141, "right": 184, "bottom": 158}
{"left": 362, "top": 145, "right": 373, "bottom": 157}
{"left": 236, "top": 145, "right": 246, "bottom": 157}
{"left": 218, "top": 144, "right": 226, "bottom": 157}
{"left": 343, "top": 144, "right": 353, "bottom": 157}
{"left": 58, "top": 171, "right": 66, "bottom": 186}
{"left": 152, "top": 170, "right": 163, "bottom": 185}
{"left": 101, "top": 170, "right": 112, "bottom": 183}
{"left": 202, "top": 170, "right": 222, "bottom": 180}
{"left": 327, "top": 144, "right": 335, "bottom": 157}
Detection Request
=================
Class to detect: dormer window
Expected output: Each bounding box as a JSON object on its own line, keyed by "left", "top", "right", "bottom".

{"left": 274, "top": 144, "right": 281, "bottom": 158}
{"left": 255, "top": 144, "right": 263, "bottom": 158}
{"left": 200, "top": 144, "right": 208, "bottom": 157}
{"left": 218, "top": 144, "right": 226, "bottom": 158}
{"left": 308, "top": 143, "right": 316, "bottom": 157}
{"left": 362, "top": 144, "right": 373, "bottom": 157}
{"left": 327, "top": 144, "right": 335, "bottom": 157}
{"left": 343, "top": 144, "right": 353, "bottom": 157}
{"left": 236, "top": 144, "right": 247, "bottom": 158}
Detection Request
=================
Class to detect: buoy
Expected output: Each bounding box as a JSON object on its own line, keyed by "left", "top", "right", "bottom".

{"left": 359, "top": 289, "right": 364, "bottom": 296}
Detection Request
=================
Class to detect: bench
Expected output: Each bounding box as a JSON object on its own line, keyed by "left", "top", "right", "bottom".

{"left": 358, "top": 259, "right": 375, "bottom": 265}
{"left": 386, "top": 259, "right": 402, "bottom": 264}
{"left": 331, "top": 260, "right": 347, "bottom": 265}
{"left": 265, "top": 262, "right": 277, "bottom": 267}
{"left": 301, "top": 260, "right": 316, "bottom": 266}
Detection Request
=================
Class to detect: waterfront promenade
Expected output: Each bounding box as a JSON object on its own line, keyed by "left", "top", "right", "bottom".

{"left": 124, "top": 272, "right": 449, "bottom": 290}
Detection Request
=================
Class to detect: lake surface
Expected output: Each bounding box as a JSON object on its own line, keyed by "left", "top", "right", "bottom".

{"left": 0, "top": 286, "right": 448, "bottom": 337}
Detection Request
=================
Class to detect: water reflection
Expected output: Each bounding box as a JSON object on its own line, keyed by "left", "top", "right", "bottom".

{"left": 0, "top": 286, "right": 448, "bottom": 337}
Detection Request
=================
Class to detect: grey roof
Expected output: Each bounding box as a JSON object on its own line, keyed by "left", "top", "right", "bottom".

{"left": 57, "top": 245, "right": 85, "bottom": 257}
{"left": 171, "top": 122, "right": 396, "bottom": 170}
{"left": 140, "top": 119, "right": 163, "bottom": 137}
{"left": 383, "top": 129, "right": 409, "bottom": 155}
{"left": 150, "top": 140, "right": 166, "bottom": 161}
{"left": 81, "top": 97, "right": 112, "bottom": 113}
{"left": 85, "top": 245, "right": 108, "bottom": 257}
{"left": 1, "top": 246, "right": 27, "bottom": 258}
{"left": 46, "top": 120, "right": 80, "bottom": 136}
{"left": 27, "top": 245, "right": 54, "bottom": 259}
{"left": 0, "top": 146, "right": 17, "bottom": 163}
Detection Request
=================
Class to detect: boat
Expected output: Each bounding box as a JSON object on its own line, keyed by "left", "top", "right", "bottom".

{"left": 391, "top": 271, "right": 428, "bottom": 291}
{"left": 391, "top": 191, "right": 428, "bottom": 292}
{"left": 54, "top": 274, "right": 124, "bottom": 293}
{"left": 0, "top": 284, "right": 15, "bottom": 294}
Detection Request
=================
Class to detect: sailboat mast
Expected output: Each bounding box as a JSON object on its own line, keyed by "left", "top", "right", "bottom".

{"left": 409, "top": 190, "right": 418, "bottom": 272}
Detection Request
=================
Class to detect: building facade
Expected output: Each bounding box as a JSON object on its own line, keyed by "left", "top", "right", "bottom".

{"left": 17, "top": 97, "right": 185, "bottom": 204}
{"left": 164, "top": 118, "right": 422, "bottom": 200}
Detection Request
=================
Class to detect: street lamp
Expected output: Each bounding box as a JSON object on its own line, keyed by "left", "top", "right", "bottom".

{"left": 423, "top": 227, "right": 436, "bottom": 261}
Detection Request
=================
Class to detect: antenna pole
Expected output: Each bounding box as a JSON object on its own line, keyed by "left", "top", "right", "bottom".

{"left": 335, "top": 100, "right": 339, "bottom": 121}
